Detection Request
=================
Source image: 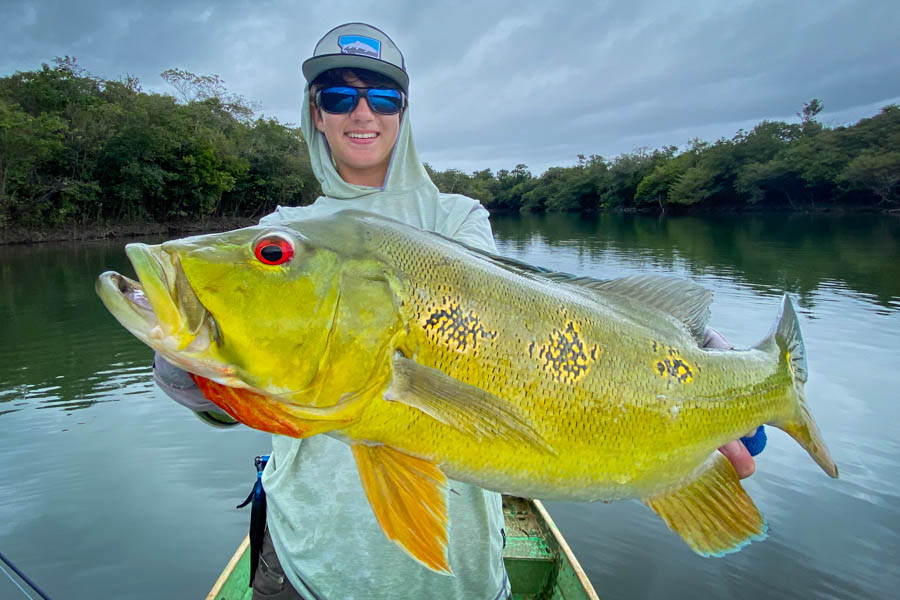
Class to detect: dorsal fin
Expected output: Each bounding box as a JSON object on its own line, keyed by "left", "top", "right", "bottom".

{"left": 437, "top": 235, "right": 712, "bottom": 342}
{"left": 586, "top": 274, "right": 712, "bottom": 341}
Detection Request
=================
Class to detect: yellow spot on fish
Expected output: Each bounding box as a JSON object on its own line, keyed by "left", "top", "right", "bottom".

{"left": 529, "top": 321, "right": 598, "bottom": 384}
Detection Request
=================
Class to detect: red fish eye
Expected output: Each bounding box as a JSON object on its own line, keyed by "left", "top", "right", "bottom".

{"left": 254, "top": 237, "right": 294, "bottom": 265}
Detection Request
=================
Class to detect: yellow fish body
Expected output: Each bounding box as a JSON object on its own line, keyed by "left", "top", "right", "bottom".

{"left": 96, "top": 210, "right": 837, "bottom": 572}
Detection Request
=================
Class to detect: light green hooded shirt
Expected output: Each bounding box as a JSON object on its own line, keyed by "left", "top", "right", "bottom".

{"left": 256, "top": 89, "right": 509, "bottom": 600}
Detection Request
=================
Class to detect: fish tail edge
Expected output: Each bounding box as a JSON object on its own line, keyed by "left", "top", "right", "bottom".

{"left": 758, "top": 294, "right": 838, "bottom": 478}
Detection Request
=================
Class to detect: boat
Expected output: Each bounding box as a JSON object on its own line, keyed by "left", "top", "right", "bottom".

{"left": 206, "top": 495, "right": 599, "bottom": 600}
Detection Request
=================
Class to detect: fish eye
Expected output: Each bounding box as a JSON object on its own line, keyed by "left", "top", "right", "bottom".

{"left": 253, "top": 235, "right": 294, "bottom": 265}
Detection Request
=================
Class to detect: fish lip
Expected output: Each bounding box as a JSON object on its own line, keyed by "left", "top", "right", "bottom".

{"left": 96, "top": 270, "right": 161, "bottom": 339}
{"left": 97, "top": 250, "right": 241, "bottom": 389}
{"left": 98, "top": 244, "right": 216, "bottom": 353}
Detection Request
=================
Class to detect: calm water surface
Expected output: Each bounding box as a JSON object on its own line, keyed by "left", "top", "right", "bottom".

{"left": 1, "top": 213, "right": 898, "bottom": 599}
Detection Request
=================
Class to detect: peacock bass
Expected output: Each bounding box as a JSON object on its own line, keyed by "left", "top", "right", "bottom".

{"left": 96, "top": 210, "right": 838, "bottom": 573}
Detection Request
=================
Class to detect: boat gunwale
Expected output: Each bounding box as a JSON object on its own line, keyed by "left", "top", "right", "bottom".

{"left": 206, "top": 534, "right": 249, "bottom": 600}
{"left": 533, "top": 498, "right": 599, "bottom": 600}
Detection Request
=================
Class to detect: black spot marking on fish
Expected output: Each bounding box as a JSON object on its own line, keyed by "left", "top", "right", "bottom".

{"left": 534, "top": 321, "right": 593, "bottom": 384}
{"left": 672, "top": 358, "right": 693, "bottom": 383}
{"left": 423, "top": 301, "right": 495, "bottom": 352}
{"left": 653, "top": 351, "right": 694, "bottom": 384}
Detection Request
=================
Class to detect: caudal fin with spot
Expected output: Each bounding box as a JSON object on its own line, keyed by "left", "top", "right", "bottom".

{"left": 756, "top": 295, "right": 838, "bottom": 478}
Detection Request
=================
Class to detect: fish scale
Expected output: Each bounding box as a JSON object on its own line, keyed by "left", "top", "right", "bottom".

{"left": 96, "top": 209, "right": 837, "bottom": 571}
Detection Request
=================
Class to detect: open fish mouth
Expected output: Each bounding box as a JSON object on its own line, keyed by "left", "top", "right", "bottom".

{"left": 96, "top": 270, "right": 163, "bottom": 345}
{"left": 109, "top": 272, "right": 154, "bottom": 318}
{"left": 96, "top": 243, "right": 224, "bottom": 370}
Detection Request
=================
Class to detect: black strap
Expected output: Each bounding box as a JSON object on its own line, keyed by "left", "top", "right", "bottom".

{"left": 236, "top": 454, "right": 269, "bottom": 587}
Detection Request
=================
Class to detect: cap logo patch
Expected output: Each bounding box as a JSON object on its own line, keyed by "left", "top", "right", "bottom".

{"left": 338, "top": 35, "right": 381, "bottom": 59}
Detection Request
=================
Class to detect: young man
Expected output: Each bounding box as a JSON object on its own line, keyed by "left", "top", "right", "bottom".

{"left": 155, "top": 22, "right": 763, "bottom": 599}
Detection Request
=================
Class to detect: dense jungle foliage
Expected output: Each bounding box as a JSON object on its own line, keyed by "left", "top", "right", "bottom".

{"left": 1, "top": 59, "right": 898, "bottom": 231}
{"left": 0, "top": 58, "right": 319, "bottom": 229}
{"left": 426, "top": 98, "right": 900, "bottom": 213}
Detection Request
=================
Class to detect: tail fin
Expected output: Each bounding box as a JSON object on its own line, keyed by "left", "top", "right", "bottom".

{"left": 756, "top": 295, "right": 838, "bottom": 478}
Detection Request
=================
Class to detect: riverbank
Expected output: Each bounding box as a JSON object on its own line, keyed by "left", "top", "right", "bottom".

{"left": 0, "top": 217, "right": 257, "bottom": 245}
{"left": 3, "top": 206, "right": 897, "bottom": 246}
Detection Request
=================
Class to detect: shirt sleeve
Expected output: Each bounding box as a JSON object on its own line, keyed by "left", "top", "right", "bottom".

{"left": 450, "top": 203, "right": 498, "bottom": 253}
{"left": 153, "top": 353, "right": 239, "bottom": 427}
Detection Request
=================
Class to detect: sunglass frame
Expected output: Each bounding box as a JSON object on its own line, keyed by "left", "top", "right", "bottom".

{"left": 315, "top": 86, "right": 407, "bottom": 116}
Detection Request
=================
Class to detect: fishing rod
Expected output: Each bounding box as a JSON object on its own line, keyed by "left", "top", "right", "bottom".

{"left": 0, "top": 550, "right": 53, "bottom": 600}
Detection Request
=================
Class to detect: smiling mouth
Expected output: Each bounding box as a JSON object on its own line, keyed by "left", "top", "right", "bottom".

{"left": 346, "top": 132, "right": 378, "bottom": 140}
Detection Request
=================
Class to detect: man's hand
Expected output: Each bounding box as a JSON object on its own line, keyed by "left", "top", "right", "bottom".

{"left": 719, "top": 434, "right": 757, "bottom": 479}
{"left": 703, "top": 328, "right": 767, "bottom": 479}
{"left": 153, "top": 353, "right": 238, "bottom": 426}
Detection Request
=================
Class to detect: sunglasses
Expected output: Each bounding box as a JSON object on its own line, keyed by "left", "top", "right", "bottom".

{"left": 315, "top": 86, "right": 406, "bottom": 115}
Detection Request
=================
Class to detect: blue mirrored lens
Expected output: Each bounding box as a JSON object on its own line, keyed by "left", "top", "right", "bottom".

{"left": 366, "top": 89, "right": 403, "bottom": 114}
{"left": 319, "top": 87, "right": 358, "bottom": 113}
{"left": 318, "top": 87, "right": 403, "bottom": 115}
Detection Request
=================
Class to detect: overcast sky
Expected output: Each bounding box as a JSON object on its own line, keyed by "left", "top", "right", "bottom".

{"left": 3, "top": 0, "right": 899, "bottom": 175}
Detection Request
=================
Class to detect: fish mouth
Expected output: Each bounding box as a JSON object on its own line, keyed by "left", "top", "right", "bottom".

{"left": 96, "top": 244, "right": 226, "bottom": 378}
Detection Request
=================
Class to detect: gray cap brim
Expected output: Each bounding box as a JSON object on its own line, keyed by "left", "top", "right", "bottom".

{"left": 302, "top": 54, "right": 410, "bottom": 93}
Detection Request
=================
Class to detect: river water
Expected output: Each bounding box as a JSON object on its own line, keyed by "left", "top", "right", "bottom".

{"left": 1, "top": 212, "right": 897, "bottom": 599}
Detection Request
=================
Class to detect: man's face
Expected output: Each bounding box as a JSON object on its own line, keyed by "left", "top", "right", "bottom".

{"left": 311, "top": 73, "right": 401, "bottom": 187}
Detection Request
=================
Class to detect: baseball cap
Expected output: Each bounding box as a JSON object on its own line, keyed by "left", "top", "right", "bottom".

{"left": 302, "top": 23, "right": 409, "bottom": 93}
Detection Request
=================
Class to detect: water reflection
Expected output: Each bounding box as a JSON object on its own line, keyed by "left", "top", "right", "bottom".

{"left": 0, "top": 237, "right": 165, "bottom": 415}
{"left": 492, "top": 212, "right": 900, "bottom": 309}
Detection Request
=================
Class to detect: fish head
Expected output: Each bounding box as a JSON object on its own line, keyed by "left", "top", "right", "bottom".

{"left": 97, "top": 220, "right": 402, "bottom": 422}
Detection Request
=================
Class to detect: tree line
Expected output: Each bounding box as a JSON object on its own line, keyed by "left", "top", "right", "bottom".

{"left": 1, "top": 59, "right": 897, "bottom": 231}
{"left": 0, "top": 58, "right": 319, "bottom": 229}
{"left": 427, "top": 99, "right": 900, "bottom": 213}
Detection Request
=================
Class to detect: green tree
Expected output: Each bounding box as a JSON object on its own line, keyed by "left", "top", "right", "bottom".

{"left": 597, "top": 149, "right": 662, "bottom": 208}
{"left": 227, "top": 118, "right": 314, "bottom": 218}
{"left": 735, "top": 159, "right": 804, "bottom": 207}
{"left": 840, "top": 152, "right": 900, "bottom": 205}
{"left": 161, "top": 68, "right": 257, "bottom": 121}
{"left": 0, "top": 98, "right": 67, "bottom": 225}
{"left": 635, "top": 152, "right": 694, "bottom": 210}
{"left": 798, "top": 98, "right": 823, "bottom": 125}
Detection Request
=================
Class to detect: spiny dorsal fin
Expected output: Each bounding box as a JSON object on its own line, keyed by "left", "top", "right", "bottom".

{"left": 442, "top": 237, "right": 712, "bottom": 342}
{"left": 589, "top": 274, "right": 713, "bottom": 342}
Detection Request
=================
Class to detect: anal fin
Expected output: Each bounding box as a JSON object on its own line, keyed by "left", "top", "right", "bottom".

{"left": 351, "top": 443, "right": 452, "bottom": 574}
{"left": 643, "top": 453, "right": 768, "bottom": 557}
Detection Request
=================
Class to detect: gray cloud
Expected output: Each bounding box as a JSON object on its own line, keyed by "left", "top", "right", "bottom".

{"left": 2, "top": 0, "right": 898, "bottom": 175}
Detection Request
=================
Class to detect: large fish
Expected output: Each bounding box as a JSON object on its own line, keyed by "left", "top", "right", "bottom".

{"left": 96, "top": 210, "right": 837, "bottom": 572}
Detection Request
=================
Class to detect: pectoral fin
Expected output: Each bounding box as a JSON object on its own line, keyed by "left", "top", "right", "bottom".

{"left": 643, "top": 452, "right": 768, "bottom": 557}
{"left": 386, "top": 355, "right": 554, "bottom": 454}
{"left": 351, "top": 443, "right": 452, "bottom": 574}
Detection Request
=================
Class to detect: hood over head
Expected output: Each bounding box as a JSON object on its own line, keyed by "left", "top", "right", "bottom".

{"left": 301, "top": 84, "right": 440, "bottom": 203}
